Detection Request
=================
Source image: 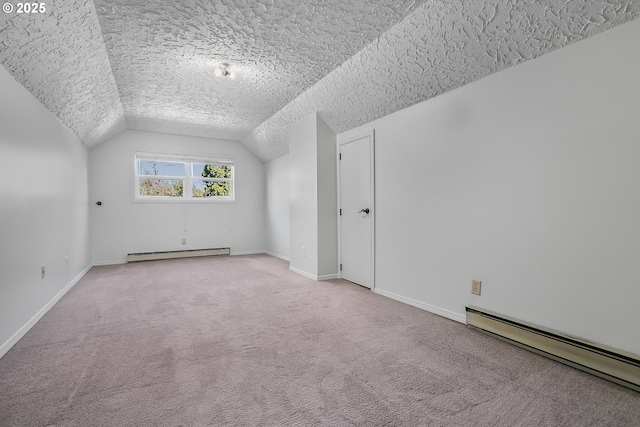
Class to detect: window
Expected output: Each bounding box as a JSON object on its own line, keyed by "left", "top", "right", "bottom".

{"left": 134, "top": 152, "right": 234, "bottom": 201}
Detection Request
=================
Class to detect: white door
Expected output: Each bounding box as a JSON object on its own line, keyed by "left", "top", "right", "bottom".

{"left": 339, "top": 133, "right": 374, "bottom": 288}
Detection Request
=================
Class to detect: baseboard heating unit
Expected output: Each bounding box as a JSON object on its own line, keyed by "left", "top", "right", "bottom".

{"left": 466, "top": 306, "right": 640, "bottom": 392}
{"left": 126, "top": 247, "right": 230, "bottom": 263}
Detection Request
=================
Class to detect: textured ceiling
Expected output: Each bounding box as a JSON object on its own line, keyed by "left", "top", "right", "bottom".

{"left": 94, "top": 0, "right": 427, "bottom": 143}
{"left": 243, "top": 0, "right": 640, "bottom": 161}
{"left": 0, "top": 0, "right": 126, "bottom": 146}
{"left": 0, "top": 0, "right": 427, "bottom": 149}
{"left": 1, "top": 1, "right": 639, "bottom": 162}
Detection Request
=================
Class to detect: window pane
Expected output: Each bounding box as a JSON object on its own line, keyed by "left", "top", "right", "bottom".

{"left": 139, "top": 178, "right": 184, "bottom": 197}
{"left": 192, "top": 180, "right": 230, "bottom": 197}
{"left": 138, "top": 160, "right": 185, "bottom": 177}
{"left": 193, "top": 163, "right": 232, "bottom": 179}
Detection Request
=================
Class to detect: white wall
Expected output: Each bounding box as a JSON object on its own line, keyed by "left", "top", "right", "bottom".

{"left": 338, "top": 18, "right": 640, "bottom": 355}
{"left": 265, "top": 154, "right": 290, "bottom": 260}
{"left": 288, "top": 113, "right": 337, "bottom": 279}
{"left": 289, "top": 113, "right": 319, "bottom": 276}
{"left": 89, "top": 130, "right": 265, "bottom": 264}
{"left": 0, "top": 65, "right": 91, "bottom": 356}
{"left": 316, "top": 117, "right": 338, "bottom": 276}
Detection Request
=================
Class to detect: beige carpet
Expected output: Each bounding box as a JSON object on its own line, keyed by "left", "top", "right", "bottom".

{"left": 1, "top": 254, "right": 639, "bottom": 426}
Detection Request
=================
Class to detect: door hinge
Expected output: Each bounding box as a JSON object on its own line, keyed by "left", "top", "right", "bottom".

{"left": 339, "top": 153, "right": 342, "bottom": 160}
{"left": 340, "top": 263, "right": 342, "bottom": 271}
{"left": 339, "top": 208, "right": 342, "bottom": 216}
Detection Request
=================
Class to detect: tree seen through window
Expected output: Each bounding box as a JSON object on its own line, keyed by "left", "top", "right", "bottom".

{"left": 135, "top": 154, "right": 234, "bottom": 201}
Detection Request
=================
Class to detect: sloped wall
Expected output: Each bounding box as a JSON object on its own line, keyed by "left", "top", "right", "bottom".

{"left": 0, "top": 66, "right": 91, "bottom": 356}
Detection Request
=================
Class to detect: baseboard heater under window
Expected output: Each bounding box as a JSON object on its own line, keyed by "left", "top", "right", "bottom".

{"left": 126, "top": 247, "right": 230, "bottom": 263}
{"left": 466, "top": 306, "right": 640, "bottom": 392}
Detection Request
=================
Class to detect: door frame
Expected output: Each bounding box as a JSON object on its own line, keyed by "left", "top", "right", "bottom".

{"left": 337, "top": 129, "right": 375, "bottom": 290}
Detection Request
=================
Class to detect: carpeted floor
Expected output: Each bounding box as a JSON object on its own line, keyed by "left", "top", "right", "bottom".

{"left": 1, "top": 254, "right": 639, "bottom": 426}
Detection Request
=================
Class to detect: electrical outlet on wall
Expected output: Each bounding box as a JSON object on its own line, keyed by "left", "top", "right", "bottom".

{"left": 471, "top": 280, "right": 481, "bottom": 296}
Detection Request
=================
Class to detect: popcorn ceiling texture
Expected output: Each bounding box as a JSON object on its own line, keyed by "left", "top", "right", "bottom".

{"left": 1, "top": 0, "right": 639, "bottom": 159}
{"left": 94, "top": 0, "right": 427, "bottom": 143}
{"left": 0, "top": 0, "right": 126, "bottom": 147}
{"left": 243, "top": 0, "right": 640, "bottom": 161}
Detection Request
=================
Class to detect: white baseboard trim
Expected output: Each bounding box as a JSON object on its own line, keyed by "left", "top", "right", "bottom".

{"left": 289, "top": 266, "right": 317, "bottom": 280}
{"left": 0, "top": 263, "right": 93, "bottom": 359}
{"left": 288, "top": 266, "right": 337, "bottom": 281}
{"left": 374, "top": 288, "right": 466, "bottom": 324}
{"left": 266, "top": 251, "right": 290, "bottom": 262}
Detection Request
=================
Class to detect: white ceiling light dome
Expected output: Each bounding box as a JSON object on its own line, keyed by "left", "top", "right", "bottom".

{"left": 213, "top": 63, "right": 237, "bottom": 79}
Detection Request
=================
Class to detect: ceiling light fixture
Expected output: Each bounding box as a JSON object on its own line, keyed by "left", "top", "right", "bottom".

{"left": 213, "top": 63, "right": 236, "bottom": 79}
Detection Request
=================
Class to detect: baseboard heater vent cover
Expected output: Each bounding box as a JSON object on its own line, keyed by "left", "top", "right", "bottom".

{"left": 466, "top": 306, "right": 640, "bottom": 392}
{"left": 126, "top": 247, "right": 230, "bottom": 263}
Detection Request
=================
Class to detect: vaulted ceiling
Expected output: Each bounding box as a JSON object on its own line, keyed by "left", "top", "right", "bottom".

{"left": 1, "top": 1, "right": 639, "bottom": 162}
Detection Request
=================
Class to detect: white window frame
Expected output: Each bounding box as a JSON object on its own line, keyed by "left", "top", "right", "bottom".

{"left": 134, "top": 152, "right": 235, "bottom": 202}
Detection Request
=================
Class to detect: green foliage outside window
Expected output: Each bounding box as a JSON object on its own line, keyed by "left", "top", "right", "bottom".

{"left": 135, "top": 155, "right": 233, "bottom": 200}
{"left": 201, "top": 164, "right": 232, "bottom": 197}
{"left": 139, "top": 178, "right": 184, "bottom": 197}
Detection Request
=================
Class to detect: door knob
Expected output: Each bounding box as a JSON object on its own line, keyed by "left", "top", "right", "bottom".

{"left": 358, "top": 208, "right": 370, "bottom": 214}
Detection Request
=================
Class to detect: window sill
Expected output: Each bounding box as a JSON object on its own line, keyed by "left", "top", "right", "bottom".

{"left": 132, "top": 198, "right": 237, "bottom": 204}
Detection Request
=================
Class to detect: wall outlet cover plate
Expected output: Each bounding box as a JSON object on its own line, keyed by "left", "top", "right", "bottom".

{"left": 472, "top": 280, "right": 481, "bottom": 296}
